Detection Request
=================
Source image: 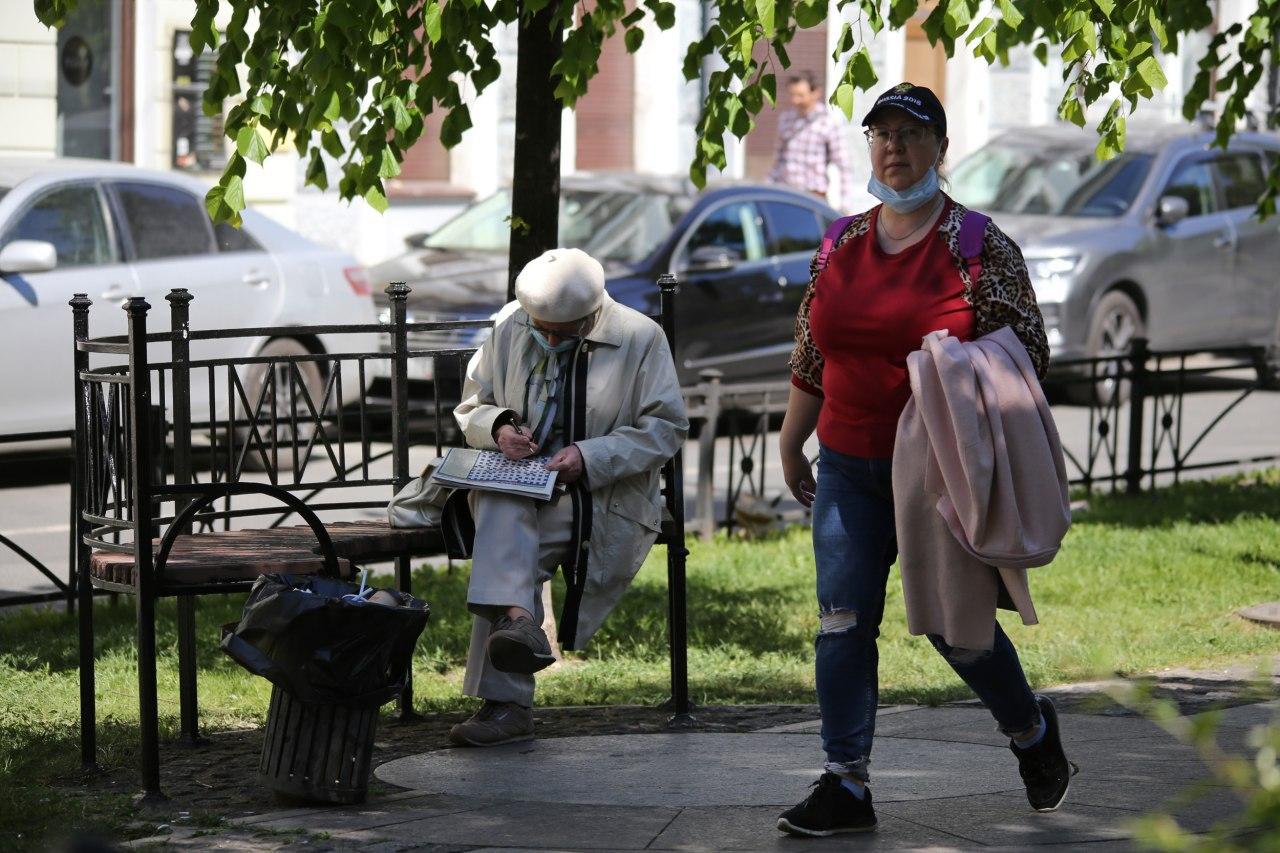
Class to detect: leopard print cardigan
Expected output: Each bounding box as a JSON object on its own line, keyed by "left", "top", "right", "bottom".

{"left": 789, "top": 198, "right": 1050, "bottom": 392}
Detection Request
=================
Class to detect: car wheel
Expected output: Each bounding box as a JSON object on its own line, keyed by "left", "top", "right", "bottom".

{"left": 1068, "top": 290, "right": 1145, "bottom": 406}
{"left": 237, "top": 338, "right": 327, "bottom": 472}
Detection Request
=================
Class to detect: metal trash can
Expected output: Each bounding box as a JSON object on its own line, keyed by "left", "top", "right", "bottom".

{"left": 258, "top": 684, "right": 380, "bottom": 805}
{"left": 222, "top": 573, "right": 429, "bottom": 805}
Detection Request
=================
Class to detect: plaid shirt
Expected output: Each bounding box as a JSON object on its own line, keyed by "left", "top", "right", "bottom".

{"left": 768, "top": 107, "right": 853, "bottom": 205}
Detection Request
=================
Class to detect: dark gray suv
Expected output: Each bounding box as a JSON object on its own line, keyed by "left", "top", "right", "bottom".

{"left": 950, "top": 124, "right": 1280, "bottom": 385}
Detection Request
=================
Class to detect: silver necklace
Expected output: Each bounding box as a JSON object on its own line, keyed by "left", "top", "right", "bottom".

{"left": 878, "top": 195, "right": 944, "bottom": 243}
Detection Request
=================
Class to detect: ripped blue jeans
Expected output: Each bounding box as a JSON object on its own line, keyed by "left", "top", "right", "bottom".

{"left": 812, "top": 444, "right": 1040, "bottom": 783}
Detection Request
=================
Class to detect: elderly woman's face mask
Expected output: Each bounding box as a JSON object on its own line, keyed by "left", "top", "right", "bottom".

{"left": 520, "top": 313, "right": 594, "bottom": 353}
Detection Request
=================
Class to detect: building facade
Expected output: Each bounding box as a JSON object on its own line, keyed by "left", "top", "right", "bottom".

{"left": 1, "top": 0, "right": 1272, "bottom": 265}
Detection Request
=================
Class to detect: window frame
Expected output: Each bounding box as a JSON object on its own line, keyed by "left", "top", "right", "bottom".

{"left": 1157, "top": 152, "right": 1222, "bottom": 220}
{"left": 669, "top": 197, "right": 768, "bottom": 272}
{"left": 759, "top": 200, "right": 827, "bottom": 259}
{"left": 105, "top": 179, "right": 218, "bottom": 262}
{"left": 1207, "top": 150, "right": 1269, "bottom": 212}
{"left": 0, "top": 179, "right": 123, "bottom": 269}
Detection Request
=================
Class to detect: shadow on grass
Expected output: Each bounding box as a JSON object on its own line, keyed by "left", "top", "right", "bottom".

{"left": 1074, "top": 470, "right": 1280, "bottom": 529}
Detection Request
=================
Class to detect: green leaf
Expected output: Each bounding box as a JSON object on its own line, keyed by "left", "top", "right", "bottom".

{"left": 424, "top": 2, "right": 443, "bottom": 43}
{"left": 756, "top": 0, "right": 776, "bottom": 38}
{"left": 390, "top": 96, "right": 412, "bottom": 133}
{"left": 1147, "top": 9, "right": 1168, "bottom": 49}
{"left": 997, "top": 0, "right": 1023, "bottom": 29}
{"left": 322, "top": 90, "right": 342, "bottom": 122}
{"left": 248, "top": 94, "right": 272, "bottom": 117}
{"left": 850, "top": 47, "right": 876, "bottom": 89}
{"left": 652, "top": 1, "right": 675, "bottom": 30}
{"left": 440, "top": 105, "right": 473, "bottom": 147}
{"left": 305, "top": 150, "right": 329, "bottom": 192}
{"left": 378, "top": 146, "right": 401, "bottom": 179}
{"left": 235, "top": 125, "right": 271, "bottom": 165}
{"left": 1092, "top": 0, "right": 1114, "bottom": 18}
{"left": 761, "top": 73, "right": 776, "bottom": 105}
{"left": 223, "top": 175, "right": 245, "bottom": 214}
{"left": 965, "top": 18, "right": 996, "bottom": 46}
{"left": 1136, "top": 55, "right": 1168, "bottom": 90}
{"left": 834, "top": 83, "right": 854, "bottom": 119}
{"left": 1034, "top": 43, "right": 1048, "bottom": 65}
{"left": 1059, "top": 97, "right": 1086, "bottom": 127}
{"left": 625, "top": 27, "right": 645, "bottom": 53}
{"left": 1128, "top": 40, "right": 1152, "bottom": 61}
{"left": 795, "top": 0, "right": 825, "bottom": 29}
{"left": 364, "top": 182, "right": 389, "bottom": 213}
{"left": 1079, "top": 22, "right": 1097, "bottom": 53}
{"left": 322, "top": 130, "right": 345, "bottom": 159}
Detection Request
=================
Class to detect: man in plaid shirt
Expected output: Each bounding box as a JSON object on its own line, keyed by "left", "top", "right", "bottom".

{"left": 768, "top": 71, "right": 853, "bottom": 209}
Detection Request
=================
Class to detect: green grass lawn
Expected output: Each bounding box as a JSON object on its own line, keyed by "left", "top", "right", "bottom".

{"left": 3, "top": 470, "right": 1279, "bottom": 845}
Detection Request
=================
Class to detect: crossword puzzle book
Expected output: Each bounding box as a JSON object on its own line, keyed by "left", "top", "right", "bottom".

{"left": 429, "top": 447, "right": 559, "bottom": 500}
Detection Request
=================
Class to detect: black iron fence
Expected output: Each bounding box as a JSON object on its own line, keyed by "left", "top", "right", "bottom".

{"left": 0, "top": 431, "right": 77, "bottom": 608}
{"left": 686, "top": 340, "right": 1279, "bottom": 539}
{"left": 4, "top": 335, "right": 1276, "bottom": 600}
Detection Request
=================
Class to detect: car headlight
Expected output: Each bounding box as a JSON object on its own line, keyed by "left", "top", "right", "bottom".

{"left": 1024, "top": 255, "right": 1079, "bottom": 305}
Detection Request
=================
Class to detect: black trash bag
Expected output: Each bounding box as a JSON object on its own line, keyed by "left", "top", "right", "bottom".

{"left": 221, "top": 573, "right": 429, "bottom": 707}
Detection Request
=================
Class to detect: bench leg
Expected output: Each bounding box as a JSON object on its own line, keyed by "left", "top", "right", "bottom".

{"left": 395, "top": 554, "right": 419, "bottom": 721}
{"left": 78, "top": 563, "right": 96, "bottom": 771}
{"left": 136, "top": 589, "right": 166, "bottom": 802}
{"left": 177, "top": 595, "right": 200, "bottom": 745}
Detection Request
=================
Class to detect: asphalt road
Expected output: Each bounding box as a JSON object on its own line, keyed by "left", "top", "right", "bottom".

{"left": 3, "top": 380, "right": 1277, "bottom": 602}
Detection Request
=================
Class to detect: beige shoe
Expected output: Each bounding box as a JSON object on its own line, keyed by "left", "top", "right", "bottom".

{"left": 487, "top": 614, "right": 556, "bottom": 674}
{"left": 448, "top": 700, "right": 535, "bottom": 747}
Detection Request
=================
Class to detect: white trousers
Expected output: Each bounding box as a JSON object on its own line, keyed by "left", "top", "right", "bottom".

{"left": 462, "top": 490, "right": 574, "bottom": 706}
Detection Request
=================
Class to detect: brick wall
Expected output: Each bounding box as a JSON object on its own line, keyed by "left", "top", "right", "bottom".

{"left": 574, "top": 19, "right": 636, "bottom": 171}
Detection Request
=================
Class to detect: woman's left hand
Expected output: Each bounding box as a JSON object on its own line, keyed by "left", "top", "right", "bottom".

{"left": 545, "top": 445, "right": 585, "bottom": 483}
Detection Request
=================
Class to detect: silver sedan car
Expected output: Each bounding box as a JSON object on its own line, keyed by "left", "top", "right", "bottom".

{"left": 0, "top": 158, "right": 378, "bottom": 443}
{"left": 950, "top": 124, "right": 1280, "bottom": 386}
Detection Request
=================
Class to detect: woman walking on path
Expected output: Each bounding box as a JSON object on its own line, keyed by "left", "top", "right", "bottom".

{"left": 775, "top": 83, "right": 1075, "bottom": 838}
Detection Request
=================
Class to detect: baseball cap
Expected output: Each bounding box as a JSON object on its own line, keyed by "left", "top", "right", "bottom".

{"left": 861, "top": 83, "right": 947, "bottom": 137}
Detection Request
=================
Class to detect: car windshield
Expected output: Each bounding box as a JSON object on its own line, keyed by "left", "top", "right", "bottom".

{"left": 1058, "top": 154, "right": 1155, "bottom": 216}
{"left": 424, "top": 188, "right": 681, "bottom": 263}
{"left": 950, "top": 144, "right": 1152, "bottom": 217}
{"left": 950, "top": 146, "right": 1092, "bottom": 213}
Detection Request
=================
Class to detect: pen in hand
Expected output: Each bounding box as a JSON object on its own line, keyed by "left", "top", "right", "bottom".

{"left": 499, "top": 416, "right": 539, "bottom": 460}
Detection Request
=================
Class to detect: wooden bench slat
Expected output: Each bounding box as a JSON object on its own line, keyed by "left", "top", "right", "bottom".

{"left": 89, "top": 521, "right": 446, "bottom": 587}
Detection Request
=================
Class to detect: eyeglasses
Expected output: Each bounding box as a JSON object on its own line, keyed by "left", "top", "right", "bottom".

{"left": 516, "top": 315, "right": 592, "bottom": 339}
{"left": 864, "top": 125, "right": 935, "bottom": 148}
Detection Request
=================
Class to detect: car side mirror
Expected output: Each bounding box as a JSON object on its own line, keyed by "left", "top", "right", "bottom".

{"left": 0, "top": 240, "right": 57, "bottom": 274}
{"left": 1155, "top": 195, "right": 1190, "bottom": 228}
{"left": 404, "top": 231, "right": 432, "bottom": 249}
{"left": 684, "top": 245, "right": 741, "bottom": 273}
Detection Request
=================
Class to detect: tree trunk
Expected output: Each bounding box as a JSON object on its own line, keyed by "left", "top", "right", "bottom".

{"left": 513, "top": 3, "right": 564, "bottom": 646}
{"left": 508, "top": 1, "right": 564, "bottom": 301}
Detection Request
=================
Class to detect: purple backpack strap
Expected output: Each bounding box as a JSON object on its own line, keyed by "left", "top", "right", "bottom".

{"left": 957, "top": 210, "right": 990, "bottom": 285}
{"left": 814, "top": 215, "right": 856, "bottom": 272}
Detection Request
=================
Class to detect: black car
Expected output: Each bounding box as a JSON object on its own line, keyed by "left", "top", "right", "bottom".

{"left": 369, "top": 173, "right": 838, "bottom": 388}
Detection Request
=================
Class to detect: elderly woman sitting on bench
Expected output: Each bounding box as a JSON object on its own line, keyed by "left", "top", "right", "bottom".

{"left": 450, "top": 248, "right": 688, "bottom": 746}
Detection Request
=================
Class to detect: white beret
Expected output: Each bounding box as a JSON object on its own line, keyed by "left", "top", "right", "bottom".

{"left": 514, "top": 248, "right": 605, "bottom": 323}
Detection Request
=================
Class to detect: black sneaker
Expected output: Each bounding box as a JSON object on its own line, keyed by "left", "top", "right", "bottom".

{"left": 1011, "top": 695, "right": 1079, "bottom": 812}
{"left": 777, "top": 773, "right": 877, "bottom": 837}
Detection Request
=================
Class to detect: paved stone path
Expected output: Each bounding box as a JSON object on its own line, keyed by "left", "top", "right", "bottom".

{"left": 127, "top": 698, "right": 1277, "bottom": 852}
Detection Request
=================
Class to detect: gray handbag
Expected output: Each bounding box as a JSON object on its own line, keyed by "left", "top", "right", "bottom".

{"left": 387, "top": 457, "right": 452, "bottom": 528}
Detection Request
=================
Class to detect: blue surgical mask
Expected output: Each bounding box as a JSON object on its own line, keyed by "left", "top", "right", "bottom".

{"left": 868, "top": 167, "right": 940, "bottom": 214}
{"left": 530, "top": 328, "right": 578, "bottom": 354}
